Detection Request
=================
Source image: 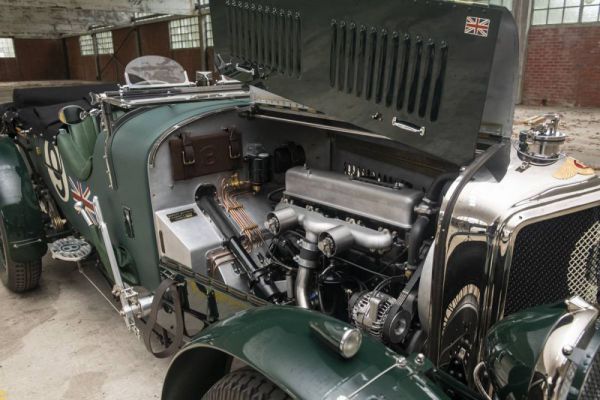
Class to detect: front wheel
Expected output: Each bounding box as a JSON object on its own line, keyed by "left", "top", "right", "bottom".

{"left": 0, "top": 218, "right": 42, "bottom": 292}
{"left": 202, "top": 368, "right": 291, "bottom": 400}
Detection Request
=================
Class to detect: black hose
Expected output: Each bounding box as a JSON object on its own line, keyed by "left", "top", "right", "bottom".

{"left": 195, "top": 185, "right": 279, "bottom": 300}
{"left": 424, "top": 172, "right": 458, "bottom": 204}
{"left": 406, "top": 172, "right": 457, "bottom": 269}
{"left": 407, "top": 215, "right": 430, "bottom": 267}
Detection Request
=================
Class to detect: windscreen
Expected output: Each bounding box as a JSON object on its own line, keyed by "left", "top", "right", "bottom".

{"left": 124, "top": 56, "right": 189, "bottom": 87}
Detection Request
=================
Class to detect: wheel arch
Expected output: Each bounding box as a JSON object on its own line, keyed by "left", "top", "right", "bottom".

{"left": 162, "top": 346, "right": 233, "bottom": 400}
{"left": 161, "top": 306, "right": 450, "bottom": 400}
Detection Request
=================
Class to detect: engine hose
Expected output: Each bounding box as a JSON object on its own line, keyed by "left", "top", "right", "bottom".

{"left": 143, "top": 278, "right": 184, "bottom": 358}
{"left": 408, "top": 215, "right": 430, "bottom": 268}
{"left": 195, "top": 185, "right": 279, "bottom": 300}
{"left": 424, "top": 172, "right": 458, "bottom": 204}
{"left": 406, "top": 172, "right": 457, "bottom": 269}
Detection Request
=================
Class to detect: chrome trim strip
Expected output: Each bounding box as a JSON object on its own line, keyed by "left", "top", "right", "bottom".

{"left": 428, "top": 141, "right": 507, "bottom": 365}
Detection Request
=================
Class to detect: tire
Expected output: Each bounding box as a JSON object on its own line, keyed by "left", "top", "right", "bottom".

{"left": 0, "top": 218, "right": 42, "bottom": 292}
{"left": 202, "top": 368, "right": 291, "bottom": 400}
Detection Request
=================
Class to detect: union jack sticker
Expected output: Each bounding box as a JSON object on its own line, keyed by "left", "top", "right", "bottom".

{"left": 464, "top": 16, "right": 490, "bottom": 38}
{"left": 69, "top": 177, "right": 97, "bottom": 223}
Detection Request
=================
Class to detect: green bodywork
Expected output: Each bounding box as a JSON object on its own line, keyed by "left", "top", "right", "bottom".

{"left": 33, "top": 98, "right": 249, "bottom": 289}
{"left": 0, "top": 137, "right": 46, "bottom": 263}
{"left": 162, "top": 306, "right": 449, "bottom": 400}
{"left": 485, "top": 301, "right": 600, "bottom": 400}
{"left": 485, "top": 303, "right": 563, "bottom": 399}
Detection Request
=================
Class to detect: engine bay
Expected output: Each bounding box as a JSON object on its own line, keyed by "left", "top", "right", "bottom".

{"left": 150, "top": 112, "right": 455, "bottom": 353}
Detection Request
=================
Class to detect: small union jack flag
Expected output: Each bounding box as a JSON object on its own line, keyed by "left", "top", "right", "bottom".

{"left": 69, "top": 177, "right": 96, "bottom": 222}
{"left": 464, "top": 16, "right": 490, "bottom": 38}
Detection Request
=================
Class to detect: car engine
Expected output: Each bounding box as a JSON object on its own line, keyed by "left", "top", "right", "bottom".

{"left": 160, "top": 138, "right": 454, "bottom": 353}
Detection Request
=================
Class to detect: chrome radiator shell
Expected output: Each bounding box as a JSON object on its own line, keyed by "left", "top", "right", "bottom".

{"left": 284, "top": 166, "right": 424, "bottom": 229}
{"left": 427, "top": 148, "right": 600, "bottom": 366}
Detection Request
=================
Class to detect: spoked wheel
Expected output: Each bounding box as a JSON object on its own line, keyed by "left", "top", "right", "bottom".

{"left": 202, "top": 368, "right": 291, "bottom": 400}
{"left": 0, "top": 218, "right": 42, "bottom": 292}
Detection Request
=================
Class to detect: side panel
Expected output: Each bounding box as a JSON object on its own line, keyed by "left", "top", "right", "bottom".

{"left": 163, "top": 306, "right": 449, "bottom": 400}
{"left": 0, "top": 137, "right": 46, "bottom": 262}
{"left": 96, "top": 99, "right": 251, "bottom": 290}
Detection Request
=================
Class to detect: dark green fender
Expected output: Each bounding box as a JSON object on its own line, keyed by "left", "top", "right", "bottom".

{"left": 485, "top": 300, "right": 600, "bottom": 400}
{"left": 162, "top": 306, "right": 449, "bottom": 400}
{"left": 0, "top": 137, "right": 46, "bottom": 262}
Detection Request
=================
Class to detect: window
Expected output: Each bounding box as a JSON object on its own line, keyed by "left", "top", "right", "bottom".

{"left": 202, "top": 14, "right": 214, "bottom": 47}
{"left": 0, "top": 38, "right": 15, "bottom": 58}
{"left": 169, "top": 17, "right": 201, "bottom": 49}
{"left": 79, "top": 32, "right": 114, "bottom": 56}
{"left": 79, "top": 35, "right": 95, "bottom": 56}
{"left": 96, "top": 31, "right": 114, "bottom": 55}
{"left": 533, "top": 0, "right": 600, "bottom": 25}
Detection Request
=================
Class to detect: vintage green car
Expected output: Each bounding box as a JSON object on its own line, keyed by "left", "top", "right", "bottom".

{"left": 1, "top": 1, "right": 599, "bottom": 399}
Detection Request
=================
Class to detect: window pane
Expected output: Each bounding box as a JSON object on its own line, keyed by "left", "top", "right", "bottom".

{"left": 533, "top": 9, "right": 549, "bottom": 24}
{"left": 584, "top": 0, "right": 600, "bottom": 5}
{"left": 563, "top": 6, "right": 581, "bottom": 21}
{"left": 565, "top": 0, "right": 580, "bottom": 6}
{"left": 169, "top": 17, "right": 201, "bottom": 50}
{"left": 202, "top": 14, "right": 213, "bottom": 47}
{"left": 582, "top": 5, "right": 600, "bottom": 21}
{"left": 549, "top": 0, "right": 565, "bottom": 7}
{"left": 79, "top": 35, "right": 94, "bottom": 56}
{"left": 0, "top": 37, "right": 15, "bottom": 58}
{"left": 534, "top": 0, "right": 549, "bottom": 9}
{"left": 548, "top": 8, "right": 564, "bottom": 23}
{"left": 96, "top": 31, "right": 114, "bottom": 55}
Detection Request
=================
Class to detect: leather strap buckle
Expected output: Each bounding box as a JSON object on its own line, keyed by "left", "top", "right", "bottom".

{"left": 227, "top": 127, "right": 241, "bottom": 159}
{"left": 180, "top": 132, "right": 196, "bottom": 165}
{"left": 181, "top": 150, "right": 195, "bottom": 165}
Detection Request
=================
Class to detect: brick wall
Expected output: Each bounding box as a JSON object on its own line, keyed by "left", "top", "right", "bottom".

{"left": 522, "top": 25, "right": 600, "bottom": 107}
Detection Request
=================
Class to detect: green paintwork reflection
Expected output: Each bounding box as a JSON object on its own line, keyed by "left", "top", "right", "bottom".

{"left": 0, "top": 137, "right": 46, "bottom": 263}
{"left": 184, "top": 306, "right": 449, "bottom": 399}
{"left": 484, "top": 302, "right": 567, "bottom": 399}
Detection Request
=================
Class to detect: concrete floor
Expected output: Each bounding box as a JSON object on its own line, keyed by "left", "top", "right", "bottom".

{"left": 0, "top": 256, "right": 170, "bottom": 399}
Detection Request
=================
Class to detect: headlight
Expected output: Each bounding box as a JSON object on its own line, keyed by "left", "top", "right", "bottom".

{"left": 484, "top": 296, "right": 600, "bottom": 400}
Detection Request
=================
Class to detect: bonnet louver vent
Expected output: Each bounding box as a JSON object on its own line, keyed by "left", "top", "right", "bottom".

{"left": 329, "top": 20, "right": 448, "bottom": 122}
{"left": 225, "top": 0, "right": 302, "bottom": 77}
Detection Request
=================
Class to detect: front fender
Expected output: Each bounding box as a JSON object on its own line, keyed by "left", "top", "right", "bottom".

{"left": 162, "top": 306, "right": 448, "bottom": 400}
{"left": 0, "top": 137, "right": 46, "bottom": 262}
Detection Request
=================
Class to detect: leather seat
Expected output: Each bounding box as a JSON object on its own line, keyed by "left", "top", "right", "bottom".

{"left": 56, "top": 116, "right": 97, "bottom": 180}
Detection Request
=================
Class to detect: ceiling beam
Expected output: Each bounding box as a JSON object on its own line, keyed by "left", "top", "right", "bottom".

{"left": 0, "top": 0, "right": 196, "bottom": 14}
{"left": 0, "top": 7, "right": 137, "bottom": 38}
{"left": 0, "top": 1, "right": 198, "bottom": 38}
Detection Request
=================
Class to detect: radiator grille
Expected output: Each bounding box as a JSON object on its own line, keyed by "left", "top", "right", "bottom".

{"left": 504, "top": 206, "right": 600, "bottom": 316}
{"left": 225, "top": 0, "right": 302, "bottom": 77}
{"left": 579, "top": 346, "right": 600, "bottom": 399}
{"left": 329, "top": 20, "right": 448, "bottom": 122}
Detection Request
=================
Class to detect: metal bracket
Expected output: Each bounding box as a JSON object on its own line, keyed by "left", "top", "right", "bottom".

{"left": 91, "top": 196, "right": 152, "bottom": 337}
